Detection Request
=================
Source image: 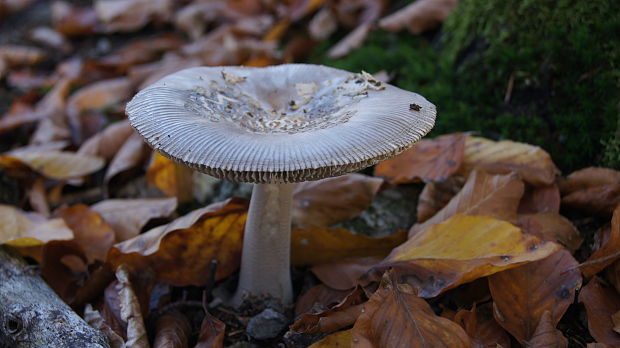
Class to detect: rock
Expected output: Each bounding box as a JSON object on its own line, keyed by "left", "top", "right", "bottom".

{"left": 246, "top": 308, "right": 288, "bottom": 340}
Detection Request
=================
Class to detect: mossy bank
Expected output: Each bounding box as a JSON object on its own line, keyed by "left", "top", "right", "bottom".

{"left": 313, "top": 0, "right": 620, "bottom": 172}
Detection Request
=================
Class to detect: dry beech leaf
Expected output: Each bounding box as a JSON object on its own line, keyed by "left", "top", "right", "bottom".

{"left": 517, "top": 213, "right": 583, "bottom": 251}
{"left": 95, "top": 0, "right": 172, "bottom": 32}
{"left": 295, "top": 284, "right": 354, "bottom": 317}
{"left": 97, "top": 34, "right": 184, "bottom": 73}
{"left": 291, "top": 227, "right": 406, "bottom": 266}
{"left": 351, "top": 275, "right": 471, "bottom": 347}
{"left": 459, "top": 136, "right": 560, "bottom": 186}
{"left": 28, "top": 177, "right": 50, "bottom": 217}
{"left": 7, "top": 151, "right": 104, "bottom": 180}
{"left": 559, "top": 167, "right": 620, "bottom": 216}
{"left": 488, "top": 249, "right": 581, "bottom": 343}
{"left": 308, "top": 6, "right": 338, "bottom": 40}
{"left": 287, "top": 0, "right": 328, "bottom": 21}
{"left": 454, "top": 304, "right": 511, "bottom": 347}
{"left": 416, "top": 176, "right": 465, "bottom": 223}
{"left": 105, "top": 132, "right": 150, "bottom": 183}
{"left": 78, "top": 120, "right": 134, "bottom": 161}
{"left": 108, "top": 199, "right": 247, "bottom": 286}
{"left": 0, "top": 205, "right": 73, "bottom": 246}
{"left": 84, "top": 304, "right": 126, "bottom": 348}
{"left": 327, "top": 23, "right": 372, "bottom": 59}
{"left": 518, "top": 183, "right": 561, "bottom": 214}
{"left": 292, "top": 173, "right": 383, "bottom": 228}
{"left": 309, "top": 329, "right": 352, "bottom": 348}
{"left": 92, "top": 197, "right": 177, "bottom": 242}
{"left": 579, "top": 277, "right": 620, "bottom": 346}
{"left": 0, "top": 45, "right": 46, "bottom": 68}
{"left": 147, "top": 152, "right": 194, "bottom": 203}
{"left": 526, "top": 310, "right": 568, "bottom": 347}
{"left": 409, "top": 170, "right": 524, "bottom": 237}
{"left": 153, "top": 309, "right": 191, "bottom": 348}
{"left": 375, "top": 133, "right": 468, "bottom": 184}
{"left": 379, "top": 0, "right": 459, "bottom": 34}
{"left": 116, "top": 265, "right": 149, "bottom": 348}
{"left": 55, "top": 204, "right": 116, "bottom": 263}
{"left": 370, "top": 214, "right": 560, "bottom": 298}
{"left": 291, "top": 286, "right": 367, "bottom": 334}
{"left": 311, "top": 256, "right": 382, "bottom": 290}
{"left": 581, "top": 204, "right": 620, "bottom": 277}
{"left": 195, "top": 311, "right": 225, "bottom": 348}
{"left": 52, "top": 1, "right": 98, "bottom": 36}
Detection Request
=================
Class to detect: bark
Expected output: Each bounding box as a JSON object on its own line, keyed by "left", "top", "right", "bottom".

{"left": 0, "top": 246, "right": 109, "bottom": 348}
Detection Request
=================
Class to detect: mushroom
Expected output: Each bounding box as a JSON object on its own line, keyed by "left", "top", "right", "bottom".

{"left": 126, "top": 64, "right": 436, "bottom": 308}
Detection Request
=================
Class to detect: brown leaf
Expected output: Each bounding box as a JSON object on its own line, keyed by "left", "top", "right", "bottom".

{"left": 28, "top": 177, "right": 50, "bottom": 217}
{"left": 55, "top": 204, "right": 116, "bottom": 263}
{"left": 97, "top": 34, "right": 185, "bottom": 73}
{"left": 416, "top": 176, "right": 465, "bottom": 223}
{"left": 116, "top": 265, "right": 149, "bottom": 348}
{"left": 29, "top": 26, "right": 72, "bottom": 53}
{"left": 409, "top": 170, "right": 524, "bottom": 237}
{"left": 351, "top": 274, "right": 471, "bottom": 347}
{"left": 311, "top": 256, "right": 381, "bottom": 290}
{"left": 379, "top": 0, "right": 459, "bottom": 34}
{"left": 582, "top": 204, "right": 620, "bottom": 277}
{"left": 308, "top": 329, "right": 352, "bottom": 348}
{"left": 371, "top": 214, "right": 561, "bottom": 298}
{"left": 328, "top": 0, "right": 384, "bottom": 58}
{"left": 489, "top": 250, "right": 581, "bottom": 343}
{"left": 147, "top": 152, "right": 194, "bottom": 203}
{"left": 195, "top": 311, "right": 225, "bottom": 348}
{"left": 153, "top": 309, "right": 191, "bottom": 348}
{"left": 517, "top": 213, "right": 582, "bottom": 251}
{"left": 95, "top": 0, "right": 172, "bottom": 32}
{"left": 518, "top": 183, "right": 561, "bottom": 214}
{"left": 308, "top": 7, "right": 338, "bottom": 40}
{"left": 84, "top": 304, "right": 126, "bottom": 348}
{"left": 559, "top": 167, "right": 620, "bottom": 216}
{"left": 52, "top": 1, "right": 98, "bottom": 36}
{"left": 454, "top": 304, "right": 511, "bottom": 348}
{"left": 92, "top": 197, "right": 177, "bottom": 242}
{"left": 291, "top": 286, "right": 367, "bottom": 334}
{"left": 579, "top": 277, "right": 620, "bottom": 346}
{"left": 375, "top": 133, "right": 468, "bottom": 184}
{"left": 7, "top": 151, "right": 104, "bottom": 180}
{"left": 292, "top": 173, "right": 383, "bottom": 228}
{"left": 287, "top": 0, "right": 328, "bottom": 21}
{"left": 78, "top": 120, "right": 134, "bottom": 161}
{"left": 291, "top": 227, "right": 406, "bottom": 266}
{"left": 525, "top": 310, "right": 568, "bottom": 348}
{"left": 0, "top": 45, "right": 46, "bottom": 68}
{"left": 105, "top": 132, "right": 150, "bottom": 183}
{"left": 0, "top": 205, "right": 73, "bottom": 246}
{"left": 108, "top": 199, "right": 247, "bottom": 286}
{"left": 327, "top": 23, "right": 372, "bottom": 59}
{"left": 458, "top": 136, "right": 560, "bottom": 186}
{"left": 295, "top": 284, "right": 354, "bottom": 317}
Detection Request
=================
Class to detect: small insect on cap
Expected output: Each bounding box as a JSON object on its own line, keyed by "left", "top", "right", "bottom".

{"left": 126, "top": 64, "right": 436, "bottom": 183}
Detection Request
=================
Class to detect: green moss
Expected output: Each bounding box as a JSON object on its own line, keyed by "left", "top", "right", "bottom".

{"left": 311, "top": 0, "right": 620, "bottom": 171}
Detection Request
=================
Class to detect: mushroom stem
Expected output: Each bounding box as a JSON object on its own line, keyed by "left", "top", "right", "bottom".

{"left": 233, "top": 182, "right": 294, "bottom": 308}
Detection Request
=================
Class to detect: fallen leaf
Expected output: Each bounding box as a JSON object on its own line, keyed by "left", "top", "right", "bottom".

{"left": 0, "top": 45, "right": 46, "bottom": 68}
{"left": 375, "top": 133, "right": 468, "bottom": 183}
{"left": 95, "top": 0, "right": 172, "bottom": 32}
{"left": 84, "top": 304, "right": 126, "bottom": 348}
{"left": 351, "top": 274, "right": 471, "bottom": 347}
{"left": 195, "top": 311, "right": 225, "bottom": 348}
{"left": 97, "top": 34, "right": 184, "bottom": 73}
{"left": 458, "top": 136, "right": 560, "bottom": 186}
{"left": 327, "top": 23, "right": 372, "bottom": 59}
{"left": 488, "top": 249, "right": 581, "bottom": 343}
{"left": 29, "top": 26, "right": 72, "bottom": 53}
{"left": 92, "top": 197, "right": 177, "bottom": 242}
{"left": 559, "top": 167, "right": 620, "bottom": 216}
{"left": 613, "top": 310, "right": 620, "bottom": 334}
{"left": 409, "top": 170, "right": 524, "bottom": 237}
{"left": 454, "top": 304, "right": 511, "bottom": 347}
{"left": 105, "top": 132, "right": 150, "bottom": 183}
{"left": 518, "top": 183, "right": 561, "bottom": 214}
{"left": 108, "top": 199, "right": 247, "bottom": 286}
{"left": 291, "top": 227, "right": 406, "bottom": 266}
{"left": 379, "top": 0, "right": 459, "bottom": 34}
{"left": 7, "top": 151, "right": 104, "bottom": 180}
{"left": 78, "top": 120, "right": 134, "bottom": 160}
{"left": 52, "top": 1, "right": 98, "bottom": 36}
{"left": 370, "top": 214, "right": 561, "bottom": 298}
{"left": 295, "top": 284, "right": 354, "bottom": 317}
{"left": 581, "top": 204, "right": 620, "bottom": 277}
{"left": 309, "top": 329, "right": 352, "bottom": 348}
{"left": 147, "top": 152, "right": 194, "bottom": 203}
{"left": 287, "top": 0, "right": 328, "bottom": 21}
{"left": 525, "top": 310, "right": 568, "bottom": 347}
{"left": 311, "top": 256, "right": 381, "bottom": 290}
{"left": 0, "top": 205, "right": 73, "bottom": 246}
{"left": 291, "top": 286, "right": 367, "bottom": 334}
{"left": 153, "top": 309, "right": 191, "bottom": 348}
{"left": 28, "top": 177, "right": 50, "bottom": 217}
{"left": 292, "top": 174, "right": 383, "bottom": 228}
{"left": 55, "top": 204, "right": 116, "bottom": 263}
{"left": 116, "top": 265, "right": 149, "bottom": 348}
{"left": 308, "top": 6, "right": 338, "bottom": 40}
{"left": 579, "top": 277, "right": 620, "bottom": 346}
{"left": 517, "top": 213, "right": 583, "bottom": 251}
{"left": 416, "top": 176, "right": 465, "bottom": 223}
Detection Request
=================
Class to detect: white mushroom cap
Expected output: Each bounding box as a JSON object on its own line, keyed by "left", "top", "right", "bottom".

{"left": 126, "top": 64, "right": 436, "bottom": 183}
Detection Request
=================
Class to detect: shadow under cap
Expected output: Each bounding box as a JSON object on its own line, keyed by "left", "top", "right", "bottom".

{"left": 126, "top": 64, "right": 436, "bottom": 183}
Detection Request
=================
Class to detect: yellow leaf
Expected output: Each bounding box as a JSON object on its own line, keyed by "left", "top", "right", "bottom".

{"left": 7, "top": 151, "right": 104, "bottom": 179}
{"left": 309, "top": 330, "right": 352, "bottom": 348}
{"left": 0, "top": 205, "right": 73, "bottom": 246}
{"left": 147, "top": 152, "right": 194, "bottom": 203}
{"left": 459, "top": 136, "right": 559, "bottom": 186}
{"left": 372, "top": 214, "right": 560, "bottom": 298}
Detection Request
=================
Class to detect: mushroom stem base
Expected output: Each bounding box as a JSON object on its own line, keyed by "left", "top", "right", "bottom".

{"left": 233, "top": 182, "right": 294, "bottom": 308}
